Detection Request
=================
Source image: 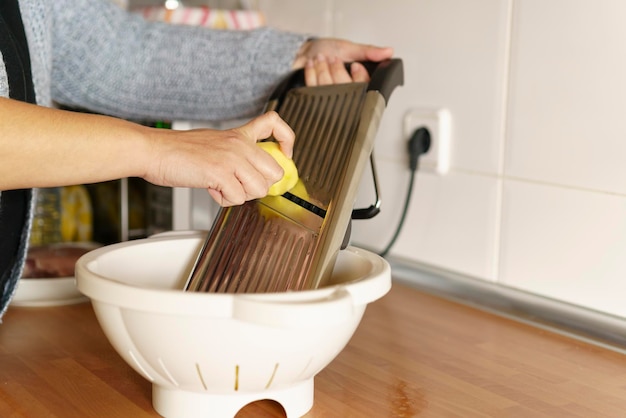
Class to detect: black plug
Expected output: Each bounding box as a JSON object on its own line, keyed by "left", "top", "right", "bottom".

{"left": 408, "top": 127, "right": 431, "bottom": 171}
{"left": 379, "top": 126, "right": 431, "bottom": 257}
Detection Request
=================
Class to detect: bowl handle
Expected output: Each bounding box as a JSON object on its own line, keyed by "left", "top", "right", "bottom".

{"left": 232, "top": 288, "right": 354, "bottom": 328}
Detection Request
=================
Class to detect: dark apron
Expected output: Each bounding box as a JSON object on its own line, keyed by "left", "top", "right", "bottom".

{"left": 0, "top": 0, "right": 36, "bottom": 300}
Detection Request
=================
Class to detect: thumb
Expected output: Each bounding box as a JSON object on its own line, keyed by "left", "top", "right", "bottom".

{"left": 364, "top": 46, "right": 394, "bottom": 62}
{"left": 342, "top": 43, "right": 394, "bottom": 63}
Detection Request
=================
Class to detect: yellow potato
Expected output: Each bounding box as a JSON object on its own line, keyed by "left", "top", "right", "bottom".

{"left": 257, "top": 141, "right": 299, "bottom": 196}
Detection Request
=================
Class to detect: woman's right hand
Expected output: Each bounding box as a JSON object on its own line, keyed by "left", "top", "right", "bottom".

{"left": 144, "top": 111, "right": 295, "bottom": 207}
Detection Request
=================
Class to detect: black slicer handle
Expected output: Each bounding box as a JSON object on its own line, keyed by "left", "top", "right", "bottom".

{"left": 362, "top": 58, "right": 404, "bottom": 104}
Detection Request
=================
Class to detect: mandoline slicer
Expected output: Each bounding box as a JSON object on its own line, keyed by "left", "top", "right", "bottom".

{"left": 185, "top": 59, "right": 403, "bottom": 293}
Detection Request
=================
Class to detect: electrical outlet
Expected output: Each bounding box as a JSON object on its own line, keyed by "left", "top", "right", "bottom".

{"left": 403, "top": 107, "right": 451, "bottom": 174}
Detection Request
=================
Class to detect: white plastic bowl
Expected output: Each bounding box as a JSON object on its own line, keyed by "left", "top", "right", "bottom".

{"left": 75, "top": 232, "right": 390, "bottom": 418}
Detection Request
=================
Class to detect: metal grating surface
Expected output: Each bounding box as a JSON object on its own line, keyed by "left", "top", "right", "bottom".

{"left": 282, "top": 84, "right": 367, "bottom": 206}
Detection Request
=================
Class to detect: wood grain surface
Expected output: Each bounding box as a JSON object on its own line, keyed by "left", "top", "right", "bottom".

{"left": 1, "top": 281, "right": 625, "bottom": 417}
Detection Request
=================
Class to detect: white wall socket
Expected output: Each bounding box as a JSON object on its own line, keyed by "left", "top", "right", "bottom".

{"left": 403, "top": 107, "right": 451, "bottom": 175}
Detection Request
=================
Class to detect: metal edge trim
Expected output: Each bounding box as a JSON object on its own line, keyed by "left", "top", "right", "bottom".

{"left": 384, "top": 256, "right": 626, "bottom": 354}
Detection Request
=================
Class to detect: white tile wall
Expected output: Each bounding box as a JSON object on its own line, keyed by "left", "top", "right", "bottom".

{"left": 257, "top": 0, "right": 626, "bottom": 318}
{"left": 331, "top": 0, "right": 512, "bottom": 174}
{"left": 356, "top": 163, "right": 502, "bottom": 281}
{"left": 331, "top": 0, "right": 512, "bottom": 281}
{"left": 499, "top": 180, "right": 626, "bottom": 317}
{"left": 506, "top": 0, "right": 626, "bottom": 195}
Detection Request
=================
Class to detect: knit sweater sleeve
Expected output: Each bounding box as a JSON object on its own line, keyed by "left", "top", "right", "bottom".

{"left": 0, "top": 52, "right": 8, "bottom": 99}
{"left": 50, "top": 0, "right": 308, "bottom": 122}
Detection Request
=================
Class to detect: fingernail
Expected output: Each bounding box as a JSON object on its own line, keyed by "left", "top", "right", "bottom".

{"left": 306, "top": 58, "right": 314, "bottom": 68}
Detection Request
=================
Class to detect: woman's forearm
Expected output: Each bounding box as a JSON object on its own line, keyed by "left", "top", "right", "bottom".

{"left": 0, "top": 97, "right": 295, "bottom": 207}
{"left": 0, "top": 97, "right": 152, "bottom": 190}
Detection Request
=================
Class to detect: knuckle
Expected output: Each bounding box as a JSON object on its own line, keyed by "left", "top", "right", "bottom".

{"left": 265, "top": 110, "right": 280, "bottom": 123}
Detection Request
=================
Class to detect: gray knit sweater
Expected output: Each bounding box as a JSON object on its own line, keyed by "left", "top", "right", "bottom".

{"left": 0, "top": 0, "right": 308, "bottom": 318}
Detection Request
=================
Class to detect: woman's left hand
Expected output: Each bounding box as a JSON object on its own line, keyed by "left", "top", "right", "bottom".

{"left": 293, "top": 38, "right": 394, "bottom": 86}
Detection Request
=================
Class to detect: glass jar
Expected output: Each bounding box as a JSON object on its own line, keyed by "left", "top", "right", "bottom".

{"left": 29, "top": 187, "right": 62, "bottom": 246}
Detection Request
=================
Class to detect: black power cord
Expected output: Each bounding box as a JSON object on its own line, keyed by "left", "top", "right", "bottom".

{"left": 379, "top": 127, "right": 431, "bottom": 257}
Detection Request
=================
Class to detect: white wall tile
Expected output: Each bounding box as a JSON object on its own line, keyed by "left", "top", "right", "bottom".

{"left": 506, "top": 0, "right": 626, "bottom": 195}
{"left": 499, "top": 180, "right": 626, "bottom": 317}
{"left": 333, "top": 0, "right": 512, "bottom": 175}
{"left": 352, "top": 159, "right": 501, "bottom": 281}
{"left": 331, "top": 0, "right": 509, "bottom": 282}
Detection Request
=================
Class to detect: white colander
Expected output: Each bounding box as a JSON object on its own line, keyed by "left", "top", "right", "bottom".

{"left": 75, "top": 232, "right": 390, "bottom": 418}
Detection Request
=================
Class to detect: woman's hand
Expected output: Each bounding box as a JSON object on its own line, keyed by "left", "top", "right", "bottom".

{"left": 145, "top": 111, "right": 295, "bottom": 207}
{"left": 0, "top": 97, "right": 293, "bottom": 207}
{"left": 293, "top": 38, "right": 394, "bottom": 86}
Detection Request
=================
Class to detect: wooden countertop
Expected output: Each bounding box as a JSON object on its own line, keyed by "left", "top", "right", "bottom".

{"left": 1, "top": 281, "right": 626, "bottom": 417}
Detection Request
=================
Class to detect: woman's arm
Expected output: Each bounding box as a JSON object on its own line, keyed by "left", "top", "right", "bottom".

{"left": 49, "top": 0, "right": 393, "bottom": 123}
{"left": 0, "top": 97, "right": 293, "bottom": 206}
{"left": 50, "top": 0, "right": 308, "bottom": 122}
